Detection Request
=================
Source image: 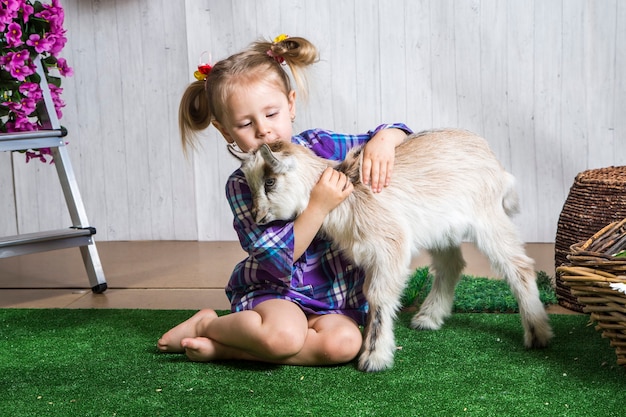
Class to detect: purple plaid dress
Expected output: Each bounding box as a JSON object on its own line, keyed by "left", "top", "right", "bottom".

{"left": 224, "top": 123, "right": 412, "bottom": 326}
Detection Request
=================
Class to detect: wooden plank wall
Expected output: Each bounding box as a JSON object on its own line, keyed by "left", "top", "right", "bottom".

{"left": 1, "top": 0, "right": 624, "bottom": 243}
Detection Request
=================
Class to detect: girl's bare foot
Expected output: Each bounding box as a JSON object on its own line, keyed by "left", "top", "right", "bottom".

{"left": 181, "top": 337, "right": 220, "bottom": 362}
{"left": 157, "top": 309, "right": 218, "bottom": 353}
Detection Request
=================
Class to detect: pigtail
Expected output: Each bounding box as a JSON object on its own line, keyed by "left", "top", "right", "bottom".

{"left": 255, "top": 36, "right": 319, "bottom": 100}
{"left": 178, "top": 80, "right": 212, "bottom": 154}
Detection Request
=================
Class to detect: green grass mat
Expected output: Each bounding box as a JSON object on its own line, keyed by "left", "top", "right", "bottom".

{"left": 0, "top": 309, "right": 623, "bottom": 416}
{"left": 401, "top": 268, "right": 558, "bottom": 311}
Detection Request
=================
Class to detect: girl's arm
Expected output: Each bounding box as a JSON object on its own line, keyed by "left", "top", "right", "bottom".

{"left": 361, "top": 127, "right": 408, "bottom": 193}
{"left": 296, "top": 123, "right": 412, "bottom": 193}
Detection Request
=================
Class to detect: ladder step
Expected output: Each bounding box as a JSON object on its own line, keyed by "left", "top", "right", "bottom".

{"left": 0, "top": 227, "right": 96, "bottom": 258}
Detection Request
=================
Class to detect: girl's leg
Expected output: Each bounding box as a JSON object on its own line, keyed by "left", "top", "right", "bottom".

{"left": 158, "top": 299, "right": 363, "bottom": 365}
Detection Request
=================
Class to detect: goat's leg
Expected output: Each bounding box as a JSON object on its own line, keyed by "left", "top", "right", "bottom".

{"left": 475, "top": 219, "right": 553, "bottom": 348}
{"left": 359, "top": 260, "right": 410, "bottom": 372}
{"left": 411, "top": 246, "right": 465, "bottom": 330}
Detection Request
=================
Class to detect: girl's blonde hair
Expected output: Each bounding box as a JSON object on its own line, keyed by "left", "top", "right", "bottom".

{"left": 179, "top": 36, "right": 318, "bottom": 153}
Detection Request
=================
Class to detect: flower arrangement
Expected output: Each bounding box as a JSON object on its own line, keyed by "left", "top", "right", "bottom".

{"left": 0, "top": 0, "right": 73, "bottom": 163}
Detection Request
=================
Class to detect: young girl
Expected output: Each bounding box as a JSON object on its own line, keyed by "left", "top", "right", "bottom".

{"left": 158, "top": 35, "right": 412, "bottom": 366}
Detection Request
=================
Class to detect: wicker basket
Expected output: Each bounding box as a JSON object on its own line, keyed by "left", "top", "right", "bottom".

{"left": 555, "top": 166, "right": 626, "bottom": 312}
{"left": 556, "top": 218, "right": 626, "bottom": 368}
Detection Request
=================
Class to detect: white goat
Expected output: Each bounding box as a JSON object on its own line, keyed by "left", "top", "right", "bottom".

{"left": 229, "top": 129, "right": 553, "bottom": 372}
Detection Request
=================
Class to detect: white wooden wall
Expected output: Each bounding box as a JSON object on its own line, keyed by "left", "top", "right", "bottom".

{"left": 1, "top": 0, "right": 624, "bottom": 243}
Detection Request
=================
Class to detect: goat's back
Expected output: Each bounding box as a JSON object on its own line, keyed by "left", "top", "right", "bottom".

{"left": 335, "top": 129, "right": 517, "bottom": 252}
{"left": 394, "top": 129, "right": 507, "bottom": 194}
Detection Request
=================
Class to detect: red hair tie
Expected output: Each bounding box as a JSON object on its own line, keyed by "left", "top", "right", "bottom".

{"left": 194, "top": 51, "right": 212, "bottom": 81}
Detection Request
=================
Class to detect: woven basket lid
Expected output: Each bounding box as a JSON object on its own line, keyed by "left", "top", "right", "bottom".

{"left": 575, "top": 165, "right": 626, "bottom": 186}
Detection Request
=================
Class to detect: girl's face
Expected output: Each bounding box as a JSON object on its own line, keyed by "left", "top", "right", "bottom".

{"left": 213, "top": 79, "right": 296, "bottom": 152}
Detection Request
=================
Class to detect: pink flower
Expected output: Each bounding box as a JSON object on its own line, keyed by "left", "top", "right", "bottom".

{"left": 20, "top": 1, "right": 34, "bottom": 23}
{"left": 56, "top": 57, "right": 73, "bottom": 76}
{"left": 36, "top": 6, "right": 64, "bottom": 33}
{"left": 2, "top": 100, "right": 23, "bottom": 113}
{"left": 2, "top": 49, "right": 29, "bottom": 69}
{"left": 8, "top": 61, "right": 34, "bottom": 81}
{"left": 1, "top": 0, "right": 72, "bottom": 163}
{"left": 26, "top": 33, "right": 53, "bottom": 54}
{"left": 2, "top": 0, "right": 21, "bottom": 12}
{"left": 26, "top": 148, "right": 53, "bottom": 164}
{"left": 6, "top": 21, "right": 24, "bottom": 47}
{"left": 46, "top": 32, "right": 67, "bottom": 56}
{"left": 0, "top": 0, "right": 20, "bottom": 31}
{"left": 1, "top": 0, "right": 21, "bottom": 15}
{"left": 20, "top": 96, "right": 38, "bottom": 115}
{"left": 19, "top": 82, "right": 42, "bottom": 101}
{"left": 43, "top": 0, "right": 65, "bottom": 28}
{"left": 10, "top": 115, "right": 37, "bottom": 132}
{"left": 0, "top": 11, "right": 15, "bottom": 32}
{"left": 12, "top": 49, "right": 30, "bottom": 65}
{"left": 49, "top": 84, "right": 65, "bottom": 118}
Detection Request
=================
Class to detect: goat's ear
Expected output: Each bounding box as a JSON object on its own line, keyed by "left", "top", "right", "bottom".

{"left": 227, "top": 143, "right": 248, "bottom": 161}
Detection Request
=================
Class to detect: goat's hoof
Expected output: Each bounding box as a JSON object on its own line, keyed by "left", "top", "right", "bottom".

{"left": 410, "top": 314, "right": 442, "bottom": 331}
{"left": 358, "top": 351, "right": 394, "bottom": 372}
{"left": 524, "top": 323, "right": 554, "bottom": 349}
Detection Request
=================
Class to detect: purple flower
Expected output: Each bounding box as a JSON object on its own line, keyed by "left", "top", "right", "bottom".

{"left": 2, "top": 49, "right": 30, "bottom": 70}
{"left": 26, "top": 33, "right": 53, "bottom": 54}
{"left": 3, "top": 0, "right": 21, "bottom": 11}
{"left": 0, "top": 11, "right": 15, "bottom": 32}
{"left": 56, "top": 57, "right": 73, "bottom": 76}
{"left": 20, "top": 2, "right": 34, "bottom": 23}
{"left": 46, "top": 32, "right": 67, "bottom": 56}
{"left": 19, "top": 82, "right": 42, "bottom": 101}
{"left": 43, "top": 0, "right": 65, "bottom": 29}
{"left": 9, "top": 62, "right": 33, "bottom": 81}
{"left": 2, "top": 0, "right": 72, "bottom": 163}
{"left": 11, "top": 115, "right": 37, "bottom": 132}
{"left": 20, "top": 96, "right": 37, "bottom": 115}
{"left": 2, "top": 100, "right": 23, "bottom": 113}
{"left": 6, "top": 21, "right": 24, "bottom": 47}
{"left": 26, "top": 149, "right": 53, "bottom": 164}
{"left": 49, "top": 84, "right": 65, "bottom": 118}
{"left": 0, "top": 0, "right": 20, "bottom": 31}
{"left": 12, "top": 49, "right": 30, "bottom": 65}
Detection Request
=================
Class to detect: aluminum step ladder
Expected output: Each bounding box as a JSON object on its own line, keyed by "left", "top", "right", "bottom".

{"left": 0, "top": 58, "right": 107, "bottom": 293}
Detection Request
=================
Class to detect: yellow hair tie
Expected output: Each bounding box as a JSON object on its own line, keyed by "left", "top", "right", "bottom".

{"left": 273, "top": 34, "right": 289, "bottom": 43}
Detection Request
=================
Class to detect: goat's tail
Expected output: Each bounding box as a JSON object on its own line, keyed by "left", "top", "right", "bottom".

{"left": 502, "top": 172, "right": 520, "bottom": 217}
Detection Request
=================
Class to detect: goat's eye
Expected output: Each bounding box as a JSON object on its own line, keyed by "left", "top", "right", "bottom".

{"left": 264, "top": 178, "right": 276, "bottom": 190}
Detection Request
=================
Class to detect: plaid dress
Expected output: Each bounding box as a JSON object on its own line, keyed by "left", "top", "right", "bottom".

{"left": 224, "top": 123, "right": 411, "bottom": 326}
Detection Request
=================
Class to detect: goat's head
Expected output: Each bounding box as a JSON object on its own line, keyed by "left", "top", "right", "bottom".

{"left": 228, "top": 142, "right": 321, "bottom": 225}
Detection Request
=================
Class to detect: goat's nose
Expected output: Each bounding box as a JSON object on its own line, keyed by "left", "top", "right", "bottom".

{"left": 251, "top": 206, "right": 270, "bottom": 225}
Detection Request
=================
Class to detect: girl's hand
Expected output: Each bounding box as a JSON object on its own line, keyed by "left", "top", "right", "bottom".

{"left": 361, "top": 128, "right": 407, "bottom": 193}
{"left": 293, "top": 167, "right": 353, "bottom": 259}
{"left": 308, "top": 167, "right": 354, "bottom": 216}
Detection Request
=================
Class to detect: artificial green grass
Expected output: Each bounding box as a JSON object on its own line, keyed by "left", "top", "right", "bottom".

{"left": 0, "top": 309, "right": 623, "bottom": 417}
{"left": 401, "top": 267, "right": 558, "bottom": 312}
